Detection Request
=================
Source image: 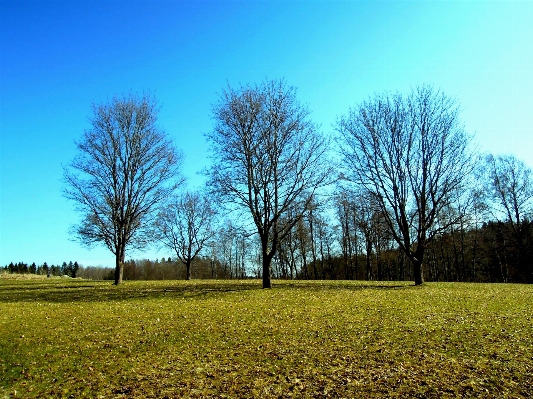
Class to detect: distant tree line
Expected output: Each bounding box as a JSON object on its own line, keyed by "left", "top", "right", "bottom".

{"left": 2, "top": 261, "right": 80, "bottom": 278}
{"left": 5, "top": 214, "right": 532, "bottom": 284}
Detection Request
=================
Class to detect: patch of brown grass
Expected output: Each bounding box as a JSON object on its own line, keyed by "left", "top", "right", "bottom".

{"left": 1, "top": 279, "right": 532, "bottom": 398}
{"left": 0, "top": 273, "right": 49, "bottom": 280}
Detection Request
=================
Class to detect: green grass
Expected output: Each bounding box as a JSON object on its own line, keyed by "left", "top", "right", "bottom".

{"left": 1, "top": 278, "right": 532, "bottom": 398}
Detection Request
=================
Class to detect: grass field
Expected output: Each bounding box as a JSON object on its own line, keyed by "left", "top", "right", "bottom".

{"left": 1, "top": 277, "right": 531, "bottom": 398}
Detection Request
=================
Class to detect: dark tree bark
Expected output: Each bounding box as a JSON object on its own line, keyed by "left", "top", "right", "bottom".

{"left": 207, "top": 79, "right": 333, "bottom": 288}
{"left": 337, "top": 86, "right": 473, "bottom": 285}
{"left": 63, "top": 93, "right": 183, "bottom": 285}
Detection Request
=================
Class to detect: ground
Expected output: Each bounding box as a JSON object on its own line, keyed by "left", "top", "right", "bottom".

{"left": 1, "top": 277, "right": 532, "bottom": 398}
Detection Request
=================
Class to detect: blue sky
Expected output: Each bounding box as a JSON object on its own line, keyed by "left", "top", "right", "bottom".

{"left": 1, "top": 0, "right": 532, "bottom": 268}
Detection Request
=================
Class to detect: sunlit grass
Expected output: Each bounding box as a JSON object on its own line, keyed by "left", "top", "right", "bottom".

{"left": 1, "top": 279, "right": 532, "bottom": 398}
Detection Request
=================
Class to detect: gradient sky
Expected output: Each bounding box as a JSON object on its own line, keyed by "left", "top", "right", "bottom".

{"left": 1, "top": 0, "right": 532, "bottom": 268}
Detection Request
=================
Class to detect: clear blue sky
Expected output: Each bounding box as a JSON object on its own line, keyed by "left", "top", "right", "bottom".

{"left": 1, "top": 0, "right": 532, "bottom": 268}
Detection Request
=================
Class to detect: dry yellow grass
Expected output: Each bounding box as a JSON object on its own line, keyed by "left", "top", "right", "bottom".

{"left": 0, "top": 273, "right": 49, "bottom": 280}
{"left": 1, "top": 279, "right": 532, "bottom": 398}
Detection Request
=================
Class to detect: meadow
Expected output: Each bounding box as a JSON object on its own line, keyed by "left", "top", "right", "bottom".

{"left": 1, "top": 276, "right": 531, "bottom": 398}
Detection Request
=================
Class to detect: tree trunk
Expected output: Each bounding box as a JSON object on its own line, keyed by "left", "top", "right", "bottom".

{"left": 319, "top": 237, "right": 325, "bottom": 280}
{"left": 289, "top": 248, "right": 295, "bottom": 280}
{"left": 114, "top": 251, "right": 124, "bottom": 285}
{"left": 365, "top": 233, "right": 372, "bottom": 281}
{"left": 309, "top": 214, "right": 318, "bottom": 279}
{"left": 413, "top": 259, "right": 424, "bottom": 285}
{"left": 186, "top": 260, "right": 191, "bottom": 280}
{"left": 411, "top": 240, "right": 426, "bottom": 285}
{"left": 262, "top": 255, "right": 271, "bottom": 289}
{"left": 376, "top": 249, "right": 382, "bottom": 281}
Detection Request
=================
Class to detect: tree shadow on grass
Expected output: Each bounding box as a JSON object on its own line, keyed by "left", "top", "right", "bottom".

{"left": 277, "top": 280, "right": 413, "bottom": 291}
{"left": 0, "top": 279, "right": 261, "bottom": 303}
{"left": 0, "top": 279, "right": 416, "bottom": 304}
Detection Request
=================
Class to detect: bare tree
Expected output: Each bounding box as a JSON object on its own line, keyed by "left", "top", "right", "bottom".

{"left": 485, "top": 154, "right": 533, "bottom": 226}
{"left": 337, "top": 86, "right": 473, "bottom": 285}
{"left": 155, "top": 191, "right": 217, "bottom": 280}
{"left": 484, "top": 154, "right": 533, "bottom": 282}
{"left": 334, "top": 186, "right": 366, "bottom": 280}
{"left": 314, "top": 211, "right": 336, "bottom": 279}
{"left": 210, "top": 219, "right": 251, "bottom": 279}
{"left": 207, "top": 79, "right": 333, "bottom": 288}
{"left": 63, "top": 94, "right": 183, "bottom": 285}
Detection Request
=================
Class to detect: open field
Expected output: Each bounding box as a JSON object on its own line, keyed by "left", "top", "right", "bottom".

{"left": 1, "top": 278, "right": 532, "bottom": 398}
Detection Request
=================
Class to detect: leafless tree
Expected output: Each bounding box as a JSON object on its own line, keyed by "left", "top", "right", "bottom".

{"left": 334, "top": 186, "right": 364, "bottom": 280}
{"left": 155, "top": 191, "right": 217, "bottom": 280}
{"left": 63, "top": 94, "right": 183, "bottom": 285}
{"left": 314, "top": 211, "right": 336, "bottom": 279}
{"left": 207, "top": 79, "right": 333, "bottom": 288}
{"left": 337, "top": 86, "right": 473, "bottom": 285}
{"left": 485, "top": 154, "right": 533, "bottom": 226}
{"left": 483, "top": 154, "right": 533, "bottom": 282}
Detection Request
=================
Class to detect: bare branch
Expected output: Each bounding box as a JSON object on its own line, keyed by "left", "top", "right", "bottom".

{"left": 206, "top": 79, "right": 334, "bottom": 288}
{"left": 337, "top": 85, "right": 474, "bottom": 285}
{"left": 63, "top": 93, "right": 184, "bottom": 284}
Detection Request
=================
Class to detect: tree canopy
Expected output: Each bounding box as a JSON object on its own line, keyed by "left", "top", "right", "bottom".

{"left": 207, "top": 79, "right": 333, "bottom": 288}
{"left": 63, "top": 93, "right": 183, "bottom": 284}
{"left": 337, "top": 86, "right": 474, "bottom": 285}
